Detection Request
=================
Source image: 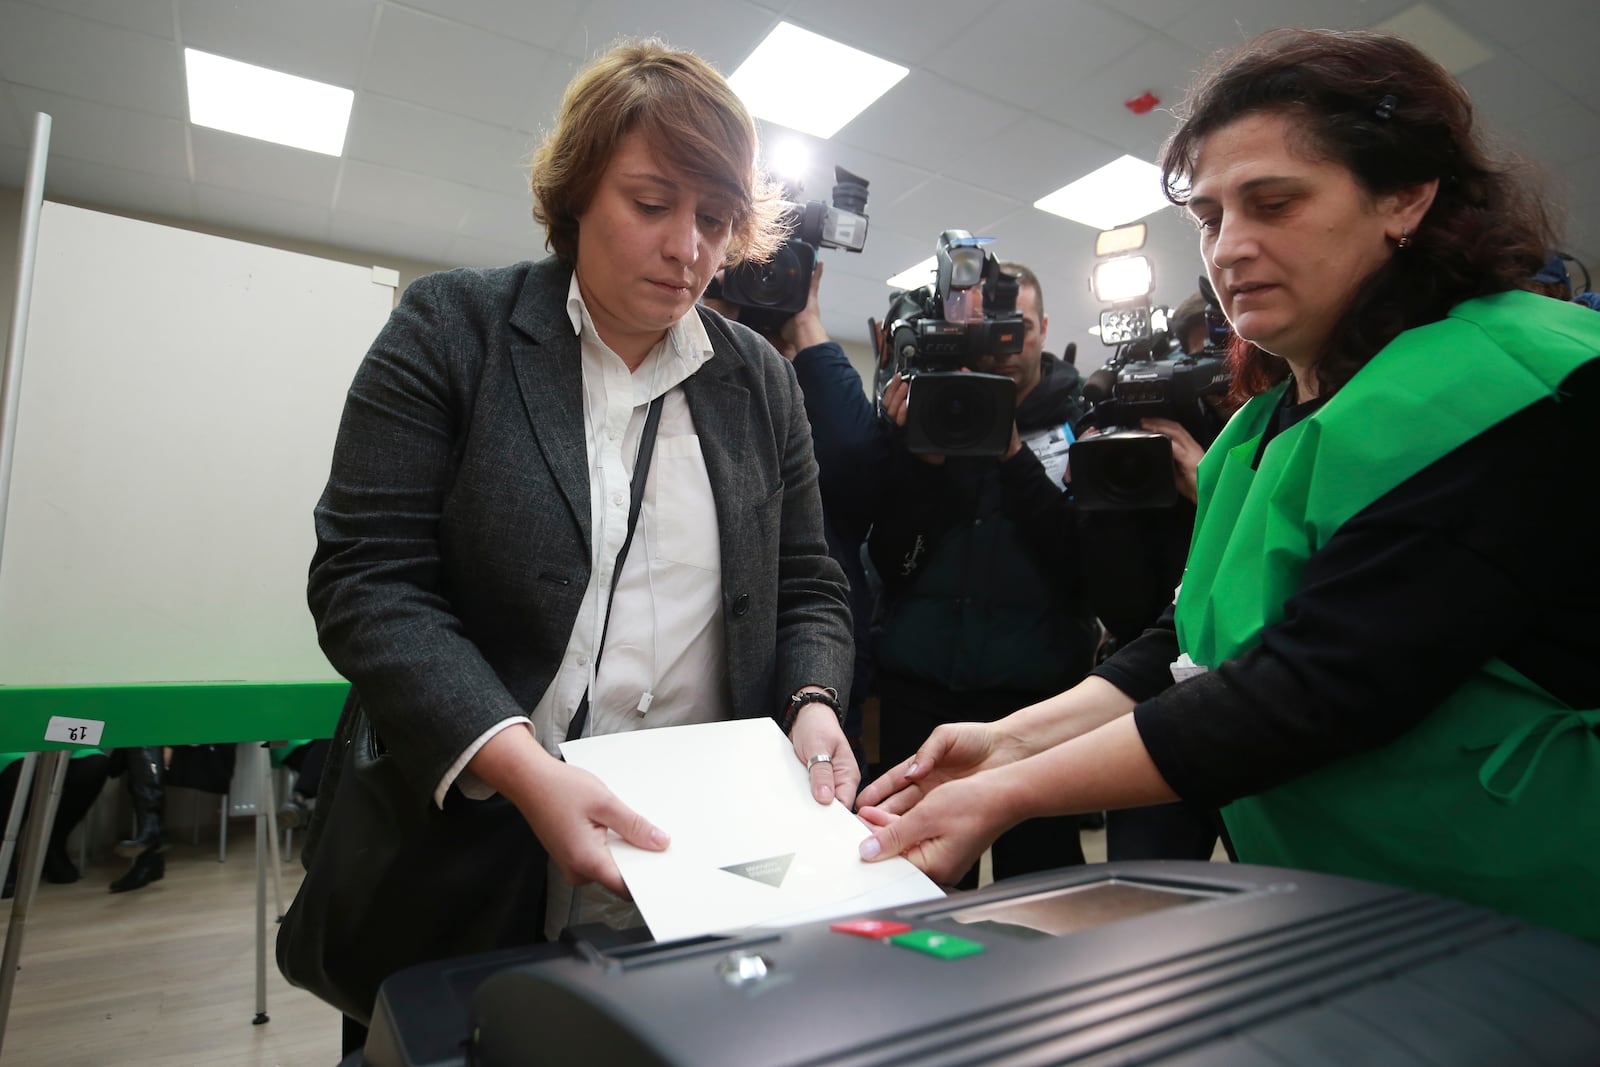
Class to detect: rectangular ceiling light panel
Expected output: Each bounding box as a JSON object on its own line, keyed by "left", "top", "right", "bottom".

{"left": 1033, "top": 155, "right": 1169, "bottom": 231}
{"left": 730, "top": 23, "right": 908, "bottom": 139}
{"left": 185, "top": 48, "right": 354, "bottom": 156}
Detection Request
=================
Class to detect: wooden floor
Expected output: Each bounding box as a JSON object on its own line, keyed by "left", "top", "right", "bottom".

{"left": 0, "top": 833, "right": 340, "bottom": 1067}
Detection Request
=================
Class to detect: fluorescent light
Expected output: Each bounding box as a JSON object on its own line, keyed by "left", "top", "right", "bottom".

{"left": 766, "top": 138, "right": 811, "bottom": 185}
{"left": 731, "top": 23, "right": 908, "bottom": 139}
{"left": 185, "top": 48, "right": 354, "bottom": 156}
{"left": 887, "top": 256, "right": 936, "bottom": 292}
{"left": 1091, "top": 255, "right": 1153, "bottom": 304}
{"left": 1034, "top": 155, "right": 1169, "bottom": 231}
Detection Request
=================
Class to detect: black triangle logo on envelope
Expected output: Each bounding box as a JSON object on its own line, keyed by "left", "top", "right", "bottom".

{"left": 720, "top": 853, "right": 795, "bottom": 888}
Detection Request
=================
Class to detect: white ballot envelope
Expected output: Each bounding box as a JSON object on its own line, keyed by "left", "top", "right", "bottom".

{"left": 561, "top": 718, "right": 945, "bottom": 942}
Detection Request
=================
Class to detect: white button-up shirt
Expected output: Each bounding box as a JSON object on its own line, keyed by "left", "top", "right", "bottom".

{"left": 435, "top": 276, "right": 728, "bottom": 807}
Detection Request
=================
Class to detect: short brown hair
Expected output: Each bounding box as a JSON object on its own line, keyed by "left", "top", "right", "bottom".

{"left": 530, "top": 39, "right": 788, "bottom": 267}
{"left": 1161, "top": 28, "right": 1556, "bottom": 401}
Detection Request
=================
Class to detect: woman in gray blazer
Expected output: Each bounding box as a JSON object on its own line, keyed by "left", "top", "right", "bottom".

{"left": 293, "top": 39, "right": 855, "bottom": 1038}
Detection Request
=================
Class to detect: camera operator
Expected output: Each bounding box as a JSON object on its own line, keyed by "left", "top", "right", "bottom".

{"left": 1081, "top": 288, "right": 1231, "bottom": 864}
{"left": 870, "top": 261, "right": 1098, "bottom": 885}
{"left": 703, "top": 261, "right": 886, "bottom": 772}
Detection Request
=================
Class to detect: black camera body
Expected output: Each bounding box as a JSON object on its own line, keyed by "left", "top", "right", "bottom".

{"left": 882, "top": 231, "right": 1023, "bottom": 457}
{"left": 712, "top": 167, "right": 869, "bottom": 333}
{"left": 1071, "top": 333, "right": 1231, "bottom": 511}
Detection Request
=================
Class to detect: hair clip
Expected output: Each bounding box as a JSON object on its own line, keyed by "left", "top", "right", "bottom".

{"left": 1374, "top": 94, "right": 1399, "bottom": 120}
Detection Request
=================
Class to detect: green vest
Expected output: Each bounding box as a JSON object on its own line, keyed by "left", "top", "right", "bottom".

{"left": 1174, "top": 291, "right": 1600, "bottom": 941}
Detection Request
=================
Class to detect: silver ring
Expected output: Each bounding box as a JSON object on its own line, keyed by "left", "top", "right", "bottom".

{"left": 806, "top": 753, "right": 832, "bottom": 771}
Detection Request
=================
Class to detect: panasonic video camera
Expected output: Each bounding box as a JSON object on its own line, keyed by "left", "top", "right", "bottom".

{"left": 879, "top": 230, "right": 1024, "bottom": 457}
{"left": 707, "top": 167, "right": 869, "bottom": 333}
{"left": 1071, "top": 271, "right": 1232, "bottom": 510}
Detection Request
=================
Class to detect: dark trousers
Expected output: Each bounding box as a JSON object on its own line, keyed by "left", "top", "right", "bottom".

{"left": 876, "top": 671, "right": 1086, "bottom": 888}
{"left": 1, "top": 754, "right": 111, "bottom": 881}
{"left": 1106, "top": 802, "right": 1225, "bottom": 862}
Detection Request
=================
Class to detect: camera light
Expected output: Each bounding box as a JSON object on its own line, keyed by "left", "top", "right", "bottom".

{"left": 767, "top": 138, "right": 811, "bottom": 184}
{"left": 1099, "top": 306, "right": 1152, "bottom": 346}
{"left": 947, "top": 247, "right": 985, "bottom": 290}
{"left": 1091, "top": 255, "right": 1153, "bottom": 304}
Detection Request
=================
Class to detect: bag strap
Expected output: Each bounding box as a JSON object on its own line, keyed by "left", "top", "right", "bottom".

{"left": 565, "top": 393, "right": 666, "bottom": 743}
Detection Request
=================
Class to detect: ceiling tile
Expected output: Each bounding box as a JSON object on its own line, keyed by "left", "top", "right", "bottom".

{"left": 1165, "top": 0, "right": 1411, "bottom": 57}
{"left": 345, "top": 93, "right": 536, "bottom": 198}
{"left": 511, "top": 51, "right": 585, "bottom": 136}
{"left": 921, "top": 0, "right": 1149, "bottom": 108}
{"left": 0, "top": 0, "right": 184, "bottom": 118}
{"left": 15, "top": 0, "right": 174, "bottom": 38}
{"left": 41, "top": 156, "right": 194, "bottom": 219}
{"left": 831, "top": 70, "right": 1023, "bottom": 170}
{"left": 939, "top": 116, "right": 1119, "bottom": 201}
{"left": 455, "top": 186, "right": 538, "bottom": 246}
{"left": 1456, "top": 53, "right": 1577, "bottom": 129}
{"left": 879, "top": 175, "right": 1021, "bottom": 244}
{"left": 560, "top": 0, "right": 777, "bottom": 73}
{"left": 334, "top": 159, "right": 475, "bottom": 233}
{"left": 190, "top": 126, "right": 341, "bottom": 207}
{"left": 397, "top": 0, "right": 589, "bottom": 50}
{"left": 9, "top": 85, "right": 188, "bottom": 179}
{"left": 1504, "top": 102, "right": 1600, "bottom": 169}
{"left": 1090, "top": 0, "right": 1198, "bottom": 30}
{"left": 1514, "top": 30, "right": 1600, "bottom": 103}
{"left": 1433, "top": 0, "right": 1589, "bottom": 51}
{"left": 780, "top": 0, "right": 991, "bottom": 66}
{"left": 365, "top": 5, "right": 566, "bottom": 130}
{"left": 175, "top": 0, "right": 376, "bottom": 87}
{"left": 1031, "top": 37, "right": 1204, "bottom": 160}
{"left": 0, "top": 83, "right": 25, "bottom": 147}
{"left": 192, "top": 183, "right": 333, "bottom": 245}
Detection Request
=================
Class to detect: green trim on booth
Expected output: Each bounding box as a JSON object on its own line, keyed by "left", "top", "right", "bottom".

{"left": 0, "top": 681, "right": 348, "bottom": 751}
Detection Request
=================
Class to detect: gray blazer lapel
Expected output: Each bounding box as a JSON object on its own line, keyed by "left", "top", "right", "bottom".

{"left": 507, "top": 261, "right": 591, "bottom": 547}
{"left": 682, "top": 357, "right": 755, "bottom": 553}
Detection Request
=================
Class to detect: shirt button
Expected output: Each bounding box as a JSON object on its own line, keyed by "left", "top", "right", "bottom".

{"left": 612, "top": 492, "right": 625, "bottom": 507}
{"left": 576, "top": 653, "right": 589, "bottom": 666}
{"left": 608, "top": 428, "right": 619, "bottom": 441}
{"left": 733, "top": 594, "right": 750, "bottom": 617}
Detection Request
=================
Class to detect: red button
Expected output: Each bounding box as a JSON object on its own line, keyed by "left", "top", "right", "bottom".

{"left": 830, "top": 919, "right": 913, "bottom": 939}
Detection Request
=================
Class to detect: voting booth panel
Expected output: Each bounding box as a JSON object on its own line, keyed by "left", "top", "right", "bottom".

{"left": 0, "top": 201, "right": 392, "bottom": 692}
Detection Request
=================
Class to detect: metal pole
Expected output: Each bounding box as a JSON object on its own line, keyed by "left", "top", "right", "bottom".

{"left": 0, "top": 751, "right": 68, "bottom": 1057}
{"left": 0, "top": 110, "right": 52, "bottom": 1063}
{"left": 253, "top": 744, "right": 270, "bottom": 1024}
{"left": 0, "top": 754, "right": 37, "bottom": 901}
{"left": 0, "top": 112, "right": 51, "bottom": 570}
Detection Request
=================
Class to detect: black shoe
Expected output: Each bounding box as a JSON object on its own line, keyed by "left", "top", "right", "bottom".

{"left": 109, "top": 849, "right": 165, "bottom": 893}
{"left": 277, "top": 795, "right": 314, "bottom": 830}
{"left": 42, "top": 846, "right": 81, "bottom": 885}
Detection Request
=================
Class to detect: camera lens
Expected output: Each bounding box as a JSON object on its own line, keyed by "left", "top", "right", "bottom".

{"left": 925, "top": 380, "right": 1001, "bottom": 452}
{"left": 739, "top": 244, "right": 806, "bottom": 307}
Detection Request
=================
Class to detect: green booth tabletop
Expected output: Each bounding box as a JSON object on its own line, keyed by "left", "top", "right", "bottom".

{"left": 0, "top": 680, "right": 348, "bottom": 752}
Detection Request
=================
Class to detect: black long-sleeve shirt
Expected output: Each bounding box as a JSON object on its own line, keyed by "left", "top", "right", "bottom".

{"left": 1098, "top": 360, "right": 1600, "bottom": 806}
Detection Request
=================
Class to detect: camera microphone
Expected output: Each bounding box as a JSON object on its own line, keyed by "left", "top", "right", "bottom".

{"left": 1082, "top": 364, "right": 1119, "bottom": 405}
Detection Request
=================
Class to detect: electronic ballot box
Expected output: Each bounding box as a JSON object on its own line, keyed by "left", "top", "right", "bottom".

{"left": 361, "top": 861, "right": 1600, "bottom": 1066}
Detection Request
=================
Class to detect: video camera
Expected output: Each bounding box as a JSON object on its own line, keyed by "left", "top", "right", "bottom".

{"left": 1071, "top": 224, "right": 1231, "bottom": 510}
{"left": 707, "top": 166, "right": 870, "bottom": 333}
{"left": 880, "top": 230, "right": 1024, "bottom": 457}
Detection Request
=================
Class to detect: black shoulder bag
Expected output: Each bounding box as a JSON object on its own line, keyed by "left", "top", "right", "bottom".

{"left": 278, "top": 396, "right": 665, "bottom": 1025}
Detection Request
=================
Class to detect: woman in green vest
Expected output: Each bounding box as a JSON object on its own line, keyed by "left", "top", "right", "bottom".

{"left": 856, "top": 27, "right": 1600, "bottom": 943}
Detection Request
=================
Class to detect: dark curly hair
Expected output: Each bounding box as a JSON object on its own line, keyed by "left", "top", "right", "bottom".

{"left": 1160, "top": 28, "right": 1559, "bottom": 400}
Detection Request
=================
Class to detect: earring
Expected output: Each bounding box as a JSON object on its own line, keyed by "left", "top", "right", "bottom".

{"left": 1397, "top": 228, "right": 1412, "bottom": 250}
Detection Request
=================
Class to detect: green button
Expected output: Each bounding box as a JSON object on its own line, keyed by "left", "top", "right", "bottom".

{"left": 889, "top": 929, "right": 986, "bottom": 960}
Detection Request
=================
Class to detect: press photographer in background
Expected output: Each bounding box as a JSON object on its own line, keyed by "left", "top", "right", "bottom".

{"left": 1071, "top": 280, "right": 1237, "bottom": 863}
{"left": 868, "top": 233, "right": 1099, "bottom": 885}
{"left": 858, "top": 27, "right": 1600, "bottom": 943}
{"left": 703, "top": 172, "right": 883, "bottom": 771}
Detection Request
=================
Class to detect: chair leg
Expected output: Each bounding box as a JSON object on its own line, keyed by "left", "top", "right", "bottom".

{"left": 218, "top": 794, "right": 228, "bottom": 863}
